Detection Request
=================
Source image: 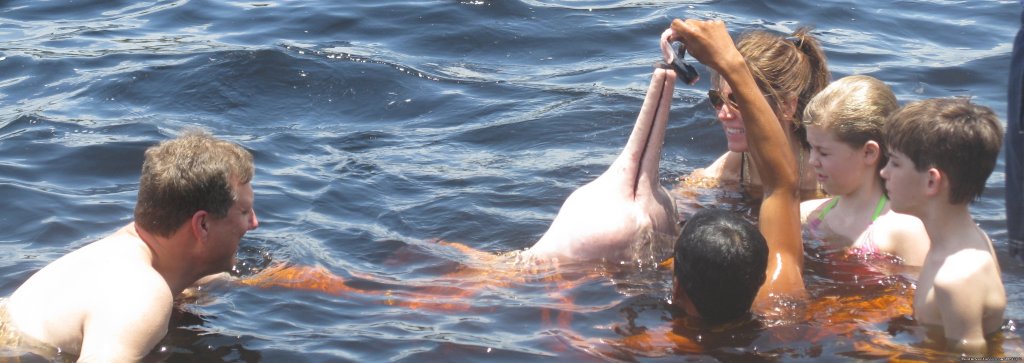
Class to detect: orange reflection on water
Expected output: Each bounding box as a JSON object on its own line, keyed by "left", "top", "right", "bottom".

{"left": 803, "top": 291, "right": 914, "bottom": 342}
{"left": 237, "top": 240, "right": 587, "bottom": 330}
{"left": 234, "top": 238, "right": 1024, "bottom": 360}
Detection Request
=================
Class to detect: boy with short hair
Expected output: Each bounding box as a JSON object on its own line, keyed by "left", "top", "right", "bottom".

{"left": 880, "top": 97, "right": 1005, "bottom": 353}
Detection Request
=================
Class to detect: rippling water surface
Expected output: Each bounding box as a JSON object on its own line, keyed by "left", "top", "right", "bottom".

{"left": 1, "top": 0, "right": 1022, "bottom": 361}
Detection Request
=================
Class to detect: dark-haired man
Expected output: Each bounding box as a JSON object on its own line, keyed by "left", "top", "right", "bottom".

{"left": 672, "top": 209, "right": 768, "bottom": 323}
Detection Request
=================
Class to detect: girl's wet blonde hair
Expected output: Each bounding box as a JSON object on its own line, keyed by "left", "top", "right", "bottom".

{"left": 802, "top": 75, "right": 899, "bottom": 172}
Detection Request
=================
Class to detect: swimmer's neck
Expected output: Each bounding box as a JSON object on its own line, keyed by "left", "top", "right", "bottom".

{"left": 834, "top": 178, "right": 886, "bottom": 211}
{"left": 129, "top": 222, "right": 202, "bottom": 296}
{"left": 916, "top": 203, "right": 984, "bottom": 252}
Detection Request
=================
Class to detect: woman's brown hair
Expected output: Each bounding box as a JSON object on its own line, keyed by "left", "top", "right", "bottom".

{"left": 716, "top": 26, "right": 831, "bottom": 149}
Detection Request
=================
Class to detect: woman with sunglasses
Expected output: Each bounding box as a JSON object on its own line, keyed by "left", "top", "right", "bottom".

{"left": 685, "top": 24, "right": 830, "bottom": 200}
{"left": 670, "top": 18, "right": 810, "bottom": 313}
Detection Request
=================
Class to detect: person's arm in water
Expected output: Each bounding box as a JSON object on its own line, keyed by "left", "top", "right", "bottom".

{"left": 670, "top": 19, "right": 805, "bottom": 299}
{"left": 934, "top": 250, "right": 1003, "bottom": 353}
{"left": 78, "top": 272, "right": 172, "bottom": 362}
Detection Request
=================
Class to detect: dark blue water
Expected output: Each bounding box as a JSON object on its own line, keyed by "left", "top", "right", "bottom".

{"left": 1, "top": 0, "right": 1021, "bottom": 361}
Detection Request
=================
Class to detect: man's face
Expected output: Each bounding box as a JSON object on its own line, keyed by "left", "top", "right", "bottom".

{"left": 672, "top": 275, "right": 701, "bottom": 318}
{"left": 206, "top": 181, "right": 259, "bottom": 272}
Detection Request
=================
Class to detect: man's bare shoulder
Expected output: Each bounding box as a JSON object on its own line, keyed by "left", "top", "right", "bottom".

{"left": 59, "top": 225, "right": 168, "bottom": 296}
{"left": 43, "top": 227, "right": 156, "bottom": 281}
{"left": 6, "top": 224, "right": 169, "bottom": 353}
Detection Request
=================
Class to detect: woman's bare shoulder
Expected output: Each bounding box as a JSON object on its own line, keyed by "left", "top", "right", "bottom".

{"left": 689, "top": 151, "right": 741, "bottom": 181}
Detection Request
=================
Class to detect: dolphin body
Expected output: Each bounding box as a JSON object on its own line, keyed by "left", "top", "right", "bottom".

{"left": 233, "top": 68, "right": 682, "bottom": 298}
{"left": 525, "top": 67, "right": 681, "bottom": 263}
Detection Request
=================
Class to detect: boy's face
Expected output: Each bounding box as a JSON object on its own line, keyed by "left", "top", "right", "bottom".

{"left": 879, "top": 149, "right": 930, "bottom": 216}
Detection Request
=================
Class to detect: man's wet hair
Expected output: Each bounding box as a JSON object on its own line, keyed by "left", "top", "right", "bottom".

{"left": 135, "top": 129, "right": 254, "bottom": 237}
{"left": 674, "top": 209, "right": 768, "bottom": 324}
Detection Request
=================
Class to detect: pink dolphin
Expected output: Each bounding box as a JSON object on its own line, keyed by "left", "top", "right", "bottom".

{"left": 526, "top": 67, "right": 680, "bottom": 263}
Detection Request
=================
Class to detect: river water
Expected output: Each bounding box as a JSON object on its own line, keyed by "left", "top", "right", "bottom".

{"left": 0, "top": 0, "right": 1021, "bottom": 361}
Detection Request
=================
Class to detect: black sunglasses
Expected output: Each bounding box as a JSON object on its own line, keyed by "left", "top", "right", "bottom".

{"left": 707, "top": 89, "right": 739, "bottom": 110}
{"left": 707, "top": 90, "right": 774, "bottom": 111}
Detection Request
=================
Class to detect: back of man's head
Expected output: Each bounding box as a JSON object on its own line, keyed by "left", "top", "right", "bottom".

{"left": 674, "top": 209, "right": 768, "bottom": 324}
{"left": 884, "top": 97, "right": 1003, "bottom": 204}
{"left": 135, "top": 129, "right": 254, "bottom": 237}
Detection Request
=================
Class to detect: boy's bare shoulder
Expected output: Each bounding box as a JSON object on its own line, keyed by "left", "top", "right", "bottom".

{"left": 931, "top": 247, "right": 1000, "bottom": 292}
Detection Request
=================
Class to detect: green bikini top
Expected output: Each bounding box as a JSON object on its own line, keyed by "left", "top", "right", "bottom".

{"left": 817, "top": 194, "right": 888, "bottom": 223}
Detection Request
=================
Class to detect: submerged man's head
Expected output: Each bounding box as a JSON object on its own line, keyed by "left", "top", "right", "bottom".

{"left": 673, "top": 209, "right": 768, "bottom": 324}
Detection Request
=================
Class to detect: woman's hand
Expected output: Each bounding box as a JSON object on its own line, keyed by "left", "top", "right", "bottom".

{"left": 669, "top": 19, "right": 745, "bottom": 76}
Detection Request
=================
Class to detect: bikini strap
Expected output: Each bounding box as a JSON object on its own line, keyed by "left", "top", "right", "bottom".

{"left": 817, "top": 197, "right": 840, "bottom": 221}
{"left": 871, "top": 194, "right": 888, "bottom": 222}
